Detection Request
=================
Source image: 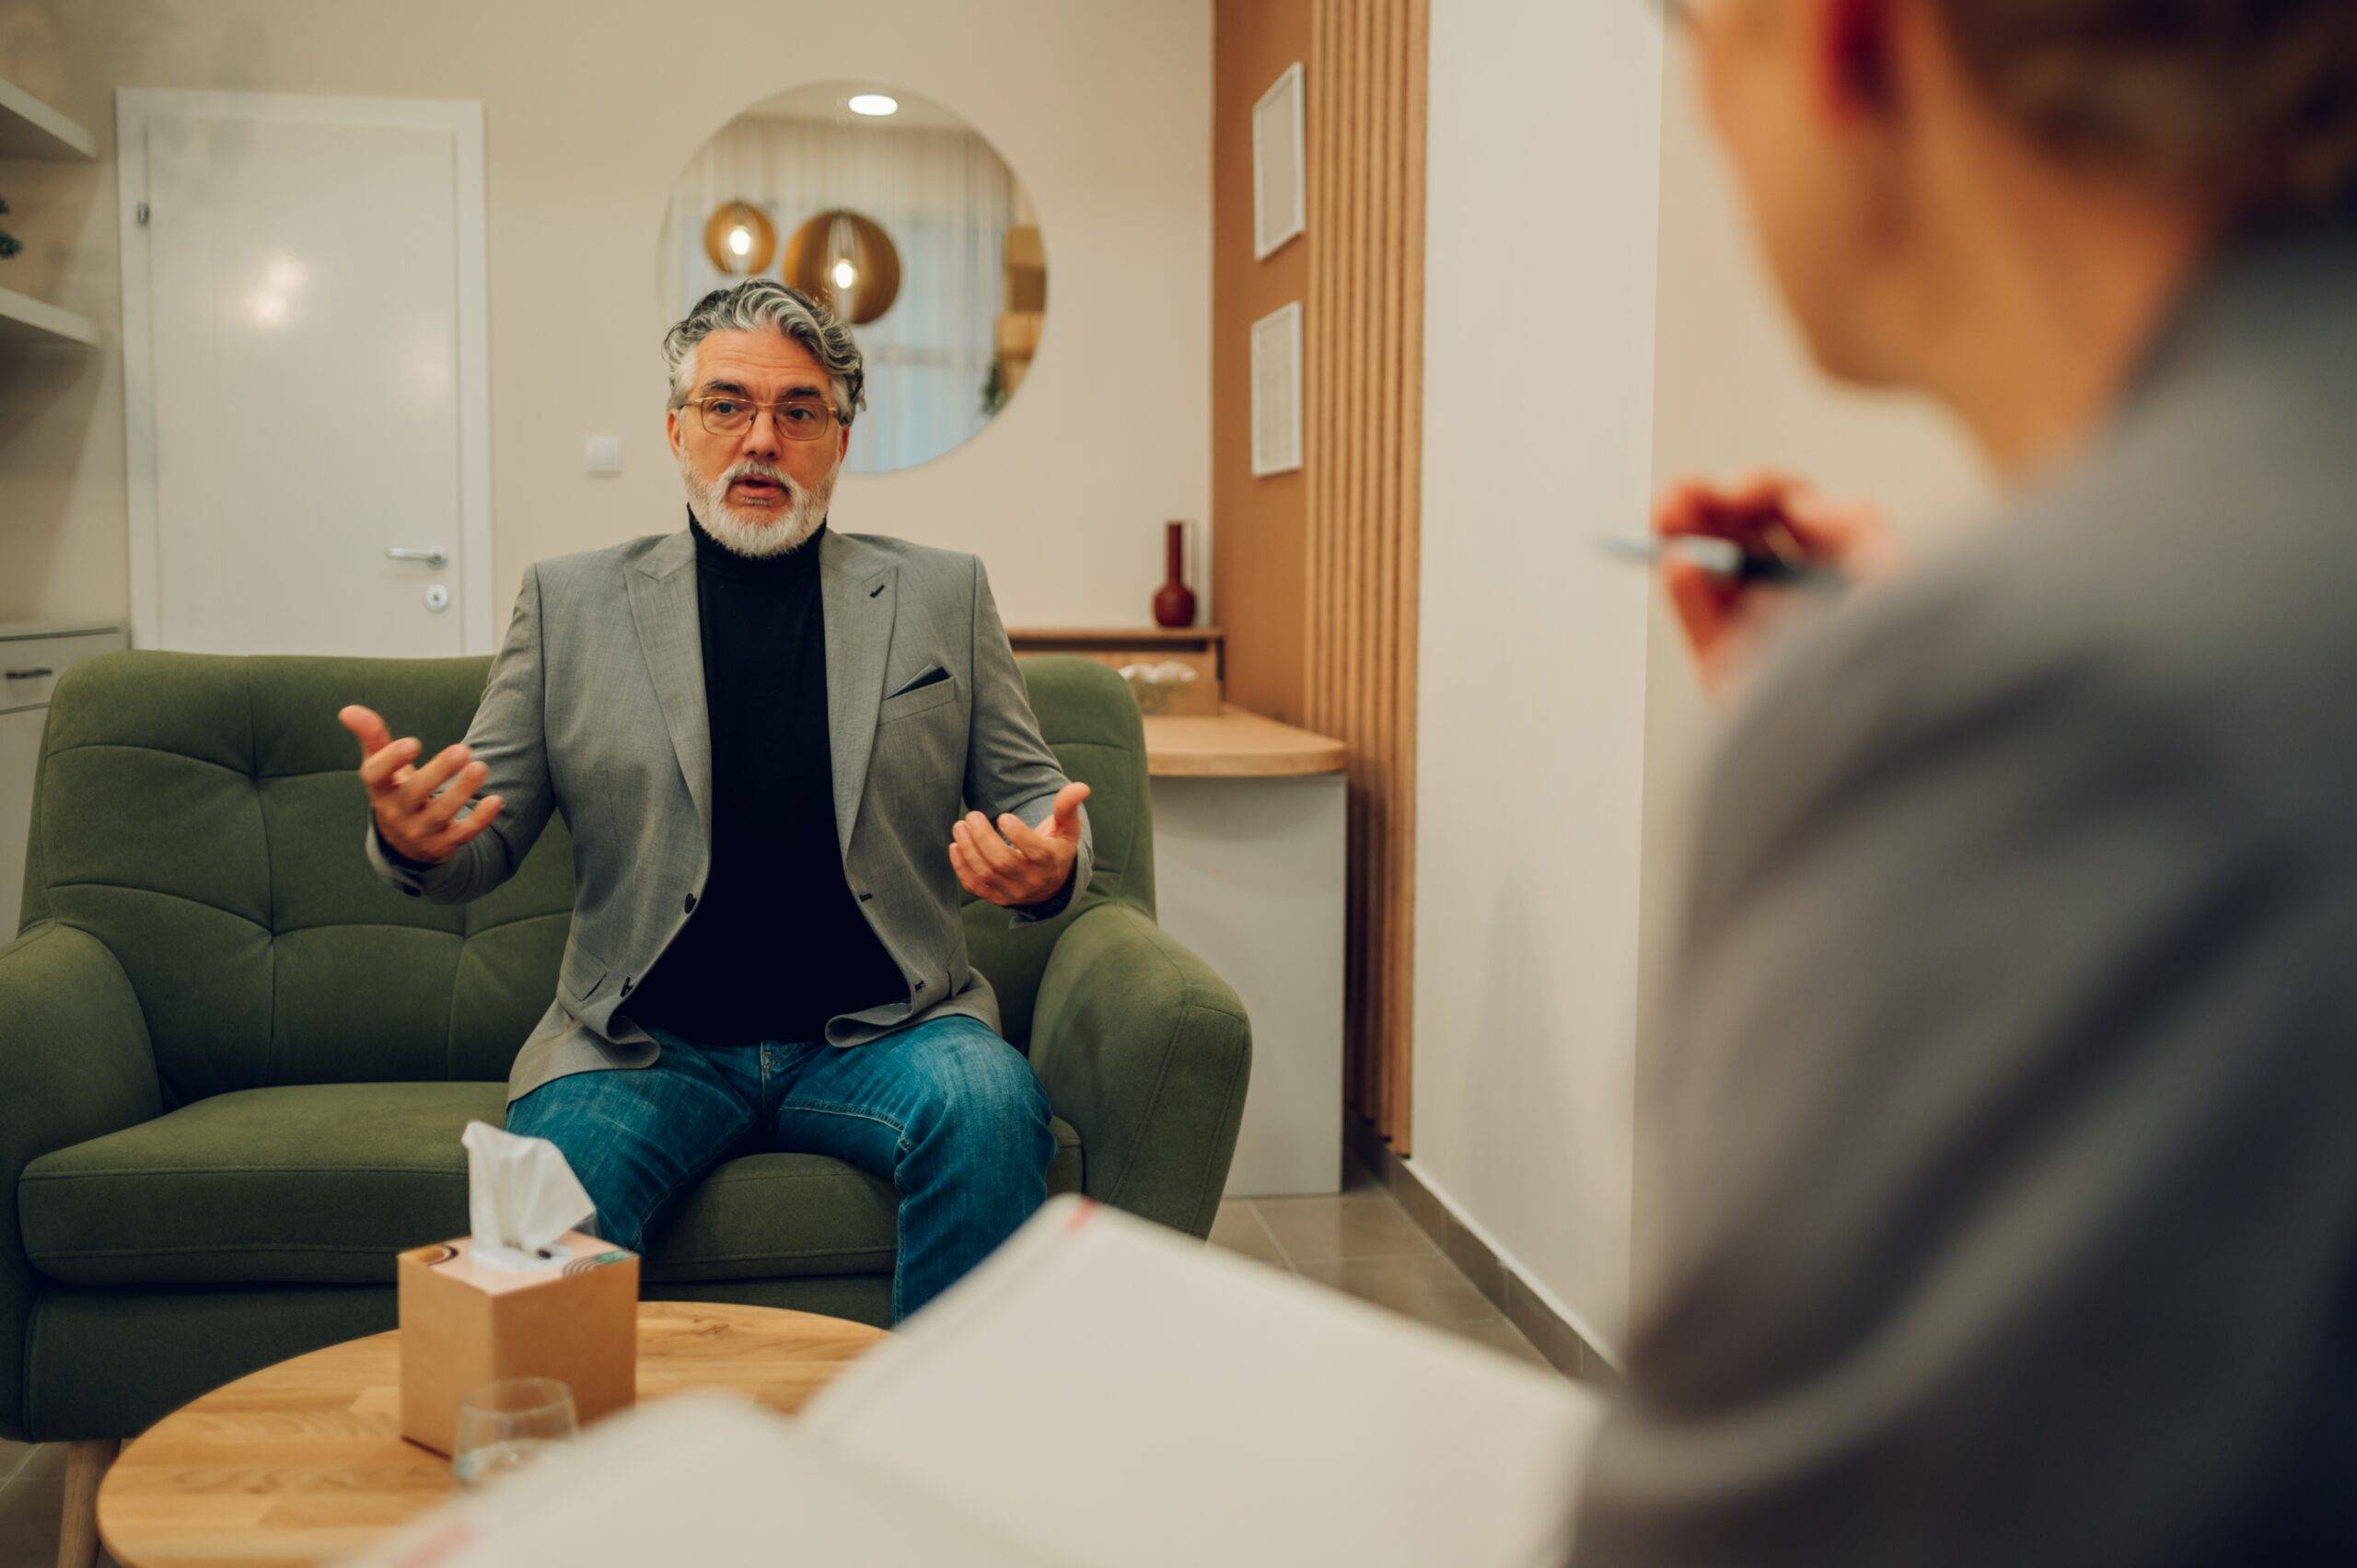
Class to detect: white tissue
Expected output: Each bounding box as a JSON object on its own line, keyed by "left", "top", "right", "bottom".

{"left": 461, "top": 1121, "right": 596, "bottom": 1271}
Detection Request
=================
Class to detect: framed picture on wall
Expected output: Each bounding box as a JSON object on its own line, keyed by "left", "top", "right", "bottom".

{"left": 1251, "top": 301, "right": 1304, "bottom": 477}
{"left": 1253, "top": 62, "right": 1306, "bottom": 260}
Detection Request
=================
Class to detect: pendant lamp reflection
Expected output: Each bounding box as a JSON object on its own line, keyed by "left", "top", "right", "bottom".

{"left": 783, "top": 208, "right": 902, "bottom": 326}
{"left": 702, "top": 201, "right": 777, "bottom": 275}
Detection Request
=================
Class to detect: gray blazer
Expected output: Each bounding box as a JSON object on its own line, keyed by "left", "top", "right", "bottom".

{"left": 365, "top": 525, "right": 1092, "bottom": 1104}
{"left": 1575, "top": 218, "right": 2357, "bottom": 1562}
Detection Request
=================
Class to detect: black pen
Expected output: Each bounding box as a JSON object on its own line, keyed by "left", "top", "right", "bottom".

{"left": 1596, "top": 534, "right": 1845, "bottom": 587}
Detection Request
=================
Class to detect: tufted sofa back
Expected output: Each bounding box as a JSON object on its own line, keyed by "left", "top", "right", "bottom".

{"left": 17, "top": 651, "right": 1149, "bottom": 1104}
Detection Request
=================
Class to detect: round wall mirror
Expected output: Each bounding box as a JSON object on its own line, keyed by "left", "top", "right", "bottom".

{"left": 657, "top": 83, "right": 1045, "bottom": 476}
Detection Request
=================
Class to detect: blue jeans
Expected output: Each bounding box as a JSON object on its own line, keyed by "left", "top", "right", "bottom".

{"left": 504, "top": 1015, "right": 1055, "bottom": 1322}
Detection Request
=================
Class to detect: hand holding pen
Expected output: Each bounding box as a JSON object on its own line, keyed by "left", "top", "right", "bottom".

{"left": 1643, "top": 472, "right": 1902, "bottom": 704}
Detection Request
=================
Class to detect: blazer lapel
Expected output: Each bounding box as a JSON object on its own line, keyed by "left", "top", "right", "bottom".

{"left": 820, "top": 528, "right": 898, "bottom": 857}
{"left": 626, "top": 528, "right": 712, "bottom": 846}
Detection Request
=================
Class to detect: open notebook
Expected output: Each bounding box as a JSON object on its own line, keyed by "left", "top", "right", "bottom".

{"left": 352, "top": 1196, "right": 1604, "bottom": 1567}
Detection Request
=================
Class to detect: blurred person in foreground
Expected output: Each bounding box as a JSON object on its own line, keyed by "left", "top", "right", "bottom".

{"left": 1576, "top": 0, "right": 2357, "bottom": 1562}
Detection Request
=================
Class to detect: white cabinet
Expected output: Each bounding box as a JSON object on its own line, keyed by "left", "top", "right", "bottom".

{"left": 1138, "top": 707, "right": 1351, "bottom": 1198}
{"left": 1154, "top": 772, "right": 1349, "bottom": 1197}
{"left": 2, "top": 621, "right": 128, "bottom": 938}
{"left": 0, "top": 707, "right": 46, "bottom": 942}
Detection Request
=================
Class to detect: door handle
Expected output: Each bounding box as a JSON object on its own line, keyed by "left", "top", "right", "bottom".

{"left": 387, "top": 546, "right": 449, "bottom": 568}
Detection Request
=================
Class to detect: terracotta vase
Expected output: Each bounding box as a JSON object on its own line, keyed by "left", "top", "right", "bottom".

{"left": 1152, "top": 519, "right": 1198, "bottom": 629}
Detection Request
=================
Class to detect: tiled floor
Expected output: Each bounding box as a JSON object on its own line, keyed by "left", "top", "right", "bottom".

{"left": 0, "top": 1158, "right": 1545, "bottom": 1566}
{"left": 0, "top": 1435, "right": 118, "bottom": 1568}
{"left": 1212, "top": 1153, "right": 1552, "bottom": 1370}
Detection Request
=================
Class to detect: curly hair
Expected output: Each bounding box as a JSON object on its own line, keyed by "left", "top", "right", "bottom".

{"left": 662, "top": 279, "right": 865, "bottom": 426}
{"left": 1935, "top": 0, "right": 2357, "bottom": 218}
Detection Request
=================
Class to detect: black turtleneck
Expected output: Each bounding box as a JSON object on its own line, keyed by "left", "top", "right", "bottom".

{"left": 621, "top": 512, "right": 906, "bottom": 1046}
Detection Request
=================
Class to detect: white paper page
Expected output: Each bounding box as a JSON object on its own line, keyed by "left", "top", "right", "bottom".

{"left": 342, "top": 1393, "right": 1062, "bottom": 1568}
{"left": 802, "top": 1197, "right": 1605, "bottom": 1568}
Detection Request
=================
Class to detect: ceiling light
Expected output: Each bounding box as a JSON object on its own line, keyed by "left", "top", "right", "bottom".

{"left": 830, "top": 259, "right": 859, "bottom": 289}
{"left": 727, "top": 226, "right": 752, "bottom": 257}
{"left": 847, "top": 93, "right": 899, "bottom": 118}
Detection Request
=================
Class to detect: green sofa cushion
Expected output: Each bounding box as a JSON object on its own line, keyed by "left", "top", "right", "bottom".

{"left": 19, "top": 1081, "right": 1082, "bottom": 1288}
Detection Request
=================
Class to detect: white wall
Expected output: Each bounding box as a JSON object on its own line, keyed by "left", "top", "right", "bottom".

{"left": 1415, "top": 4, "right": 1995, "bottom": 1360}
{"left": 1413, "top": 0, "right": 1665, "bottom": 1355}
{"left": 0, "top": 0, "right": 1210, "bottom": 630}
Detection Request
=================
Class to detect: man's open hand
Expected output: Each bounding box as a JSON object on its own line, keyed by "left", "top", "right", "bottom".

{"left": 949, "top": 781, "right": 1090, "bottom": 909}
{"left": 339, "top": 704, "right": 504, "bottom": 868}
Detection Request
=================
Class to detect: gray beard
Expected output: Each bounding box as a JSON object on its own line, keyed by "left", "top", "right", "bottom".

{"left": 679, "top": 454, "right": 837, "bottom": 558}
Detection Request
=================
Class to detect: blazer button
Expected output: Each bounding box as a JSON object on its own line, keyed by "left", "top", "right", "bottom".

{"left": 619, "top": 976, "right": 633, "bottom": 997}
{"left": 684, "top": 892, "right": 697, "bottom": 913}
{"left": 858, "top": 892, "right": 874, "bottom": 903}
{"left": 914, "top": 980, "right": 925, "bottom": 993}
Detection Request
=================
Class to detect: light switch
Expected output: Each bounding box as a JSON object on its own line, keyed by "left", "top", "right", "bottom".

{"left": 584, "top": 436, "right": 623, "bottom": 477}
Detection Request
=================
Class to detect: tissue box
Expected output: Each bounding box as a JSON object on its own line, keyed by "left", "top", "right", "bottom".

{"left": 397, "top": 1231, "right": 640, "bottom": 1457}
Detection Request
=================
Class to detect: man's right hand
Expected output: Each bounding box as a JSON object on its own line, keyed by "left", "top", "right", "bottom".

{"left": 339, "top": 704, "right": 504, "bottom": 867}
{"left": 1655, "top": 471, "right": 1902, "bottom": 705}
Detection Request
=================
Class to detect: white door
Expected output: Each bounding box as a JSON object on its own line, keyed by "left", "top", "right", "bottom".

{"left": 118, "top": 92, "right": 493, "bottom": 656}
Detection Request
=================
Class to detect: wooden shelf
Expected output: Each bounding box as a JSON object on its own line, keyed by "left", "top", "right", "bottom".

{"left": 1011, "top": 627, "right": 1223, "bottom": 647}
{"left": 1144, "top": 704, "right": 1346, "bottom": 778}
{"left": 0, "top": 283, "right": 98, "bottom": 347}
{"left": 0, "top": 75, "right": 97, "bottom": 160}
{"left": 1013, "top": 626, "right": 1229, "bottom": 716}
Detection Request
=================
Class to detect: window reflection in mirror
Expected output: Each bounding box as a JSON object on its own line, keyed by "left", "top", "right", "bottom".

{"left": 658, "top": 83, "right": 1044, "bottom": 475}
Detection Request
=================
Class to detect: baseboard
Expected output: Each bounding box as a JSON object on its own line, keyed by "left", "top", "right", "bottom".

{"left": 1345, "top": 1114, "right": 1620, "bottom": 1388}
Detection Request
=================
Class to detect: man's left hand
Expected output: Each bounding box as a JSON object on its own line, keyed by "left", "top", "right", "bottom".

{"left": 949, "top": 782, "right": 1091, "bottom": 909}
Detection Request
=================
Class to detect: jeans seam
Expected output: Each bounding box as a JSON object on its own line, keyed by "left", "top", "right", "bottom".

{"left": 775, "top": 1098, "right": 910, "bottom": 1144}
{"left": 521, "top": 1036, "right": 761, "bottom": 1256}
{"left": 768, "top": 1099, "right": 914, "bottom": 1320}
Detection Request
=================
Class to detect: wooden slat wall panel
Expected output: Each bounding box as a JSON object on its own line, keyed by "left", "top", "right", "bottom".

{"left": 1306, "top": 0, "right": 1427, "bottom": 1150}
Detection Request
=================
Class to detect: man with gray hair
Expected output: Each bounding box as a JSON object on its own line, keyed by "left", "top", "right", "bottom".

{"left": 335, "top": 280, "right": 1093, "bottom": 1320}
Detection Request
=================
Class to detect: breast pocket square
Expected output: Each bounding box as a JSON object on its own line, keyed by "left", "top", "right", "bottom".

{"left": 888, "top": 666, "right": 951, "bottom": 698}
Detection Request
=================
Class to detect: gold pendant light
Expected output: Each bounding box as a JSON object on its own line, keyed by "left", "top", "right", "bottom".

{"left": 782, "top": 208, "right": 902, "bottom": 326}
{"left": 702, "top": 201, "right": 777, "bottom": 275}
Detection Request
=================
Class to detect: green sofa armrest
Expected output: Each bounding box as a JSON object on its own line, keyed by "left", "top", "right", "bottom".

{"left": 0, "top": 922, "right": 161, "bottom": 1440}
{"left": 1028, "top": 902, "right": 1250, "bottom": 1239}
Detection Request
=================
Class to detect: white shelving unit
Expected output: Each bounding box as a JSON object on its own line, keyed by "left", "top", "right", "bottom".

{"left": 1, "top": 74, "right": 101, "bottom": 347}
{"left": 0, "top": 74, "right": 98, "bottom": 160}
{"left": 0, "top": 281, "right": 99, "bottom": 346}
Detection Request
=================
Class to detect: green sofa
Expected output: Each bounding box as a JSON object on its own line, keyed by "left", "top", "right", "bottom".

{"left": 0, "top": 649, "right": 1249, "bottom": 1444}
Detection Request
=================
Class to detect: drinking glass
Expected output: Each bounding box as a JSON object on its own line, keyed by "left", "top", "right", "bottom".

{"left": 451, "top": 1376, "right": 576, "bottom": 1487}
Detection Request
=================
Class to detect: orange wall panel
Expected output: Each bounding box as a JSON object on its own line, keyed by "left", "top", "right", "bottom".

{"left": 1213, "top": 0, "right": 1314, "bottom": 724}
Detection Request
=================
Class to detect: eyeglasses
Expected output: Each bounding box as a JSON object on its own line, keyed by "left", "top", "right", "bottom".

{"left": 680, "top": 394, "right": 839, "bottom": 441}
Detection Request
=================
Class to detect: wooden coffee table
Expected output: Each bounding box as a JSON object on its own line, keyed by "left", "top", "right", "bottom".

{"left": 93, "top": 1301, "right": 888, "bottom": 1568}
